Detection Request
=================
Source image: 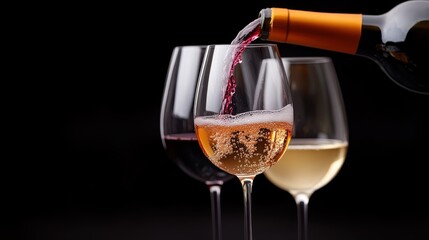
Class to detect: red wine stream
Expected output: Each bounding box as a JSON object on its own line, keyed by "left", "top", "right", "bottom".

{"left": 221, "top": 19, "right": 261, "bottom": 114}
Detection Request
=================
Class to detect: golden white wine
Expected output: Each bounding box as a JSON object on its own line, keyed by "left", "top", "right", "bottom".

{"left": 264, "top": 138, "right": 348, "bottom": 196}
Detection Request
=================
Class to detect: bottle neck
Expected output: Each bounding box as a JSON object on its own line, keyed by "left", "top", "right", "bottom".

{"left": 260, "top": 8, "right": 363, "bottom": 54}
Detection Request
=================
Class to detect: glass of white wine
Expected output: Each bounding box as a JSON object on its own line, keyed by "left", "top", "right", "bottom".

{"left": 264, "top": 57, "right": 349, "bottom": 240}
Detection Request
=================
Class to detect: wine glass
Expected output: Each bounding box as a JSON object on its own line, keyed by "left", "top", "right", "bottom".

{"left": 160, "top": 45, "right": 235, "bottom": 240}
{"left": 264, "top": 57, "right": 349, "bottom": 240}
{"left": 193, "top": 43, "right": 294, "bottom": 240}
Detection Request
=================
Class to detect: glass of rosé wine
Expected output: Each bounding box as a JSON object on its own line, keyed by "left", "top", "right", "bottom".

{"left": 193, "top": 43, "right": 294, "bottom": 240}
{"left": 160, "top": 45, "right": 235, "bottom": 240}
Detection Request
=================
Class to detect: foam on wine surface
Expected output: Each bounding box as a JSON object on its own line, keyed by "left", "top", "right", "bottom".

{"left": 194, "top": 105, "right": 293, "bottom": 126}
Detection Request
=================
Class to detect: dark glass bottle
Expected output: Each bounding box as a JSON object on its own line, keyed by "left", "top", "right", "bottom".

{"left": 259, "top": 1, "right": 429, "bottom": 95}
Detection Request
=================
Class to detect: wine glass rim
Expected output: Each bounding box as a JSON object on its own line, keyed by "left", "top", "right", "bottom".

{"left": 282, "top": 56, "right": 332, "bottom": 63}
{"left": 207, "top": 43, "right": 278, "bottom": 48}
{"left": 173, "top": 45, "right": 208, "bottom": 49}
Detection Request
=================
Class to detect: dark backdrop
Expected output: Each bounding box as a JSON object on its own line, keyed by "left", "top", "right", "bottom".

{"left": 4, "top": 0, "right": 428, "bottom": 239}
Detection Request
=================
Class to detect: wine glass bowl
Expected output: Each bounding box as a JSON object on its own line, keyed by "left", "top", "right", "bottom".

{"left": 264, "top": 56, "right": 349, "bottom": 240}
{"left": 160, "top": 45, "right": 235, "bottom": 240}
{"left": 193, "top": 43, "right": 294, "bottom": 240}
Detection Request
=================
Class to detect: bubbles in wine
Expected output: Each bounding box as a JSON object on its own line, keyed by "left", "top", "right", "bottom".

{"left": 195, "top": 106, "right": 293, "bottom": 176}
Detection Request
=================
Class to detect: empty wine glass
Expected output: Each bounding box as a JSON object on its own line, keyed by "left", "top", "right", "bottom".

{"left": 160, "top": 45, "right": 235, "bottom": 240}
{"left": 264, "top": 57, "right": 349, "bottom": 240}
{"left": 193, "top": 43, "right": 294, "bottom": 240}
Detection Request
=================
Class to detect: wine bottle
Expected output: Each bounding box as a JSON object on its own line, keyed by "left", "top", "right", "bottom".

{"left": 258, "top": 0, "right": 429, "bottom": 95}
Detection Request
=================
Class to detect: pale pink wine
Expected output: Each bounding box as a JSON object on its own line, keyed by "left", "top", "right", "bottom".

{"left": 194, "top": 106, "right": 293, "bottom": 178}
{"left": 163, "top": 133, "right": 234, "bottom": 183}
{"left": 264, "top": 138, "right": 348, "bottom": 196}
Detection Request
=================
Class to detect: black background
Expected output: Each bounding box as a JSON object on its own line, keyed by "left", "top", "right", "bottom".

{"left": 3, "top": 0, "right": 429, "bottom": 239}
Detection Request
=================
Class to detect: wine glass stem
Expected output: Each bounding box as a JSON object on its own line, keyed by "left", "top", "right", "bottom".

{"left": 241, "top": 178, "right": 254, "bottom": 240}
{"left": 208, "top": 184, "right": 223, "bottom": 240}
{"left": 295, "top": 194, "right": 310, "bottom": 240}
